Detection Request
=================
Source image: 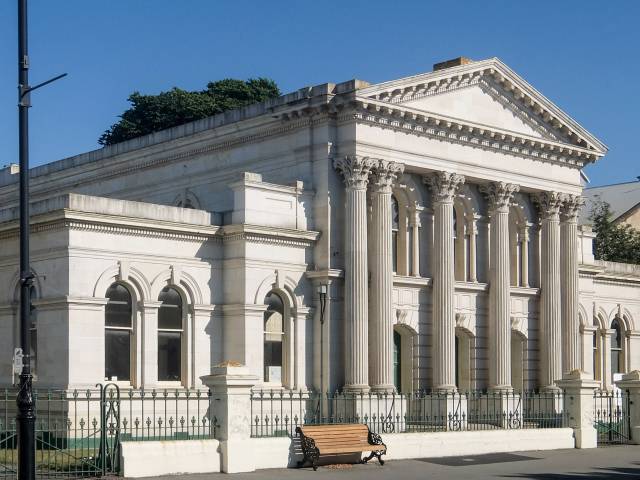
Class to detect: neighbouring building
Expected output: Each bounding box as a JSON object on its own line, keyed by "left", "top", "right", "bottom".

{"left": 582, "top": 178, "right": 640, "bottom": 229}
{"left": 1, "top": 56, "right": 639, "bottom": 396}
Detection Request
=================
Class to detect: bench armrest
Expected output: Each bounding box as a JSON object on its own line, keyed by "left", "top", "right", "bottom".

{"left": 367, "top": 428, "right": 386, "bottom": 448}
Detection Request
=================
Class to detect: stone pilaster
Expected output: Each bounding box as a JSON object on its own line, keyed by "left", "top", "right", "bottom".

{"left": 369, "top": 159, "right": 404, "bottom": 392}
{"left": 535, "top": 191, "right": 563, "bottom": 390}
{"left": 481, "top": 182, "right": 520, "bottom": 392}
{"left": 561, "top": 194, "right": 584, "bottom": 375}
{"left": 334, "top": 155, "right": 376, "bottom": 392}
{"left": 519, "top": 226, "right": 530, "bottom": 288}
{"left": 425, "top": 171, "right": 465, "bottom": 392}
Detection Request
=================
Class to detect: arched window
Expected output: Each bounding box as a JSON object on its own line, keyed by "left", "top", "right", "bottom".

{"left": 391, "top": 196, "right": 399, "bottom": 274}
{"left": 105, "top": 283, "right": 133, "bottom": 381}
{"left": 158, "top": 286, "right": 183, "bottom": 382}
{"left": 593, "top": 330, "right": 599, "bottom": 381}
{"left": 264, "top": 292, "right": 285, "bottom": 383}
{"left": 611, "top": 318, "right": 623, "bottom": 376}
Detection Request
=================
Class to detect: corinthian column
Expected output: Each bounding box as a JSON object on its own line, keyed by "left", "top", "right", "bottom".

{"left": 535, "top": 192, "right": 563, "bottom": 390}
{"left": 561, "top": 194, "right": 585, "bottom": 375}
{"left": 334, "top": 155, "right": 376, "bottom": 392}
{"left": 480, "top": 182, "right": 520, "bottom": 392}
{"left": 425, "top": 171, "right": 465, "bottom": 392}
{"left": 369, "top": 160, "right": 404, "bottom": 392}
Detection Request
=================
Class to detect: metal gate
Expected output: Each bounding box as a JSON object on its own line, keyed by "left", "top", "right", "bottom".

{"left": 594, "top": 389, "right": 631, "bottom": 445}
{"left": 1, "top": 383, "right": 121, "bottom": 479}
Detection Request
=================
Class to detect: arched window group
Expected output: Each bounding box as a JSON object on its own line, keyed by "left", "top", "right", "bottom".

{"left": 587, "top": 313, "right": 631, "bottom": 389}
{"left": 104, "top": 282, "right": 187, "bottom": 385}
{"left": 390, "top": 193, "right": 422, "bottom": 277}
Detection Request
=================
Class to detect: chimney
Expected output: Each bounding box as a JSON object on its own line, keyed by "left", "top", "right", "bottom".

{"left": 433, "top": 57, "right": 473, "bottom": 71}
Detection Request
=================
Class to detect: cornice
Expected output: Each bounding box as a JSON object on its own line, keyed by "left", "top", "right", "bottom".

{"left": 393, "top": 275, "right": 432, "bottom": 288}
{"left": 305, "top": 269, "right": 344, "bottom": 281}
{"left": 352, "top": 98, "right": 600, "bottom": 168}
{"left": 221, "top": 224, "right": 320, "bottom": 247}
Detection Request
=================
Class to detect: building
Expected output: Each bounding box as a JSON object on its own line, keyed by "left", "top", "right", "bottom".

{"left": 1, "top": 56, "right": 639, "bottom": 396}
{"left": 582, "top": 178, "right": 640, "bottom": 229}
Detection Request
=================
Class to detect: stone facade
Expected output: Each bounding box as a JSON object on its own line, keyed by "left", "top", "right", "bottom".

{"left": 0, "top": 57, "right": 638, "bottom": 394}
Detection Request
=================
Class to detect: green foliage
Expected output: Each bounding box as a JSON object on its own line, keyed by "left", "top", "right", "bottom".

{"left": 99, "top": 78, "right": 280, "bottom": 145}
{"left": 590, "top": 199, "right": 640, "bottom": 264}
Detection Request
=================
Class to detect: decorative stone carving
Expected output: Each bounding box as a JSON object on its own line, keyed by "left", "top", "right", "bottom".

{"left": 425, "top": 172, "right": 465, "bottom": 204}
{"left": 333, "top": 156, "right": 376, "bottom": 190}
{"left": 479, "top": 182, "right": 520, "bottom": 213}
{"left": 533, "top": 191, "right": 563, "bottom": 219}
{"left": 370, "top": 160, "right": 404, "bottom": 193}
{"left": 560, "top": 194, "right": 585, "bottom": 222}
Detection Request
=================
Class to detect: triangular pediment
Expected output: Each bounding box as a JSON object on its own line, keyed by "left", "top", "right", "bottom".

{"left": 357, "top": 58, "right": 607, "bottom": 154}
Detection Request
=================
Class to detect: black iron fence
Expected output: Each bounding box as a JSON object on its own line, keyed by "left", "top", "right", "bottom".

{"left": 594, "top": 389, "right": 631, "bottom": 445}
{"left": 0, "top": 385, "right": 216, "bottom": 479}
{"left": 250, "top": 389, "right": 567, "bottom": 438}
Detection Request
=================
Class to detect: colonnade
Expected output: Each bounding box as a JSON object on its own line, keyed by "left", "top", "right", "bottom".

{"left": 334, "top": 155, "right": 583, "bottom": 392}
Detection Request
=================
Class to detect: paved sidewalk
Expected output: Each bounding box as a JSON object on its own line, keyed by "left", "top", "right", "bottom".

{"left": 145, "top": 446, "right": 640, "bottom": 479}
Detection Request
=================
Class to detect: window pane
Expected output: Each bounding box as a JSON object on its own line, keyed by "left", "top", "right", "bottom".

{"left": 105, "top": 329, "right": 131, "bottom": 381}
{"left": 158, "top": 331, "right": 181, "bottom": 381}
{"left": 611, "top": 350, "right": 620, "bottom": 375}
{"left": 264, "top": 340, "right": 282, "bottom": 382}
{"left": 158, "top": 287, "right": 182, "bottom": 329}
{"left": 106, "top": 284, "right": 132, "bottom": 328}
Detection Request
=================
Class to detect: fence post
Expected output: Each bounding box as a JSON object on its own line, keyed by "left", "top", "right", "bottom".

{"left": 201, "top": 363, "right": 258, "bottom": 473}
{"left": 556, "top": 369, "right": 600, "bottom": 448}
{"left": 615, "top": 370, "right": 640, "bottom": 444}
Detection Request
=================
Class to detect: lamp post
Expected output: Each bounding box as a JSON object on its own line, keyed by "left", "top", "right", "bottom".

{"left": 317, "top": 284, "right": 327, "bottom": 417}
{"left": 16, "top": 2, "right": 66, "bottom": 479}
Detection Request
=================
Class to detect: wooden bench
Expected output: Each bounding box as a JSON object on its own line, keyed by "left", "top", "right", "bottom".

{"left": 295, "top": 424, "right": 386, "bottom": 470}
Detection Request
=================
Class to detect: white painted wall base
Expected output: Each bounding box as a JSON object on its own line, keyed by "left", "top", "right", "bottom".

{"left": 383, "top": 428, "right": 575, "bottom": 460}
{"left": 120, "top": 439, "right": 220, "bottom": 478}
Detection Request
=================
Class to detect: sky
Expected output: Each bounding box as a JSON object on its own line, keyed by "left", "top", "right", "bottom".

{"left": 0, "top": 1, "right": 638, "bottom": 187}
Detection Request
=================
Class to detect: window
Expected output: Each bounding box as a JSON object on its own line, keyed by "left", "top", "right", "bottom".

{"left": 593, "top": 330, "right": 599, "bottom": 381}
{"left": 611, "top": 318, "right": 623, "bottom": 376}
{"left": 264, "top": 292, "right": 284, "bottom": 383}
{"left": 105, "top": 283, "right": 133, "bottom": 381}
{"left": 391, "top": 196, "right": 399, "bottom": 273}
{"left": 158, "top": 287, "right": 183, "bottom": 382}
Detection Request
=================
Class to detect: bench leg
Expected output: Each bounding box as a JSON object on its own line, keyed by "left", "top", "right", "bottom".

{"left": 362, "top": 450, "right": 385, "bottom": 466}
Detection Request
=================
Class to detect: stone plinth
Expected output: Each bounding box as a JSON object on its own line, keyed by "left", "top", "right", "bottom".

{"left": 556, "top": 370, "right": 600, "bottom": 449}
{"left": 201, "top": 363, "right": 259, "bottom": 473}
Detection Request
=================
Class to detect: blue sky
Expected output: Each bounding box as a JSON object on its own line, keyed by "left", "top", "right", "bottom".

{"left": 0, "top": 1, "right": 638, "bottom": 187}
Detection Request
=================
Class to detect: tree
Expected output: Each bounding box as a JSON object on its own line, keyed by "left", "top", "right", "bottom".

{"left": 99, "top": 78, "right": 280, "bottom": 146}
{"left": 590, "top": 199, "right": 640, "bottom": 264}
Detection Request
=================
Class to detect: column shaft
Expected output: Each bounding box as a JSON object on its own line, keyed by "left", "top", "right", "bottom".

{"left": 425, "top": 172, "right": 464, "bottom": 392}
{"left": 410, "top": 208, "right": 421, "bottom": 277}
{"left": 335, "top": 156, "right": 375, "bottom": 392}
{"left": 481, "top": 182, "right": 519, "bottom": 392}
{"left": 369, "top": 161, "right": 403, "bottom": 392}
{"left": 561, "top": 195, "right": 584, "bottom": 374}
{"left": 536, "top": 192, "right": 563, "bottom": 390}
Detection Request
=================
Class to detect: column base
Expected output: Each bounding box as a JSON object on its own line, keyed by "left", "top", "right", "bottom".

{"left": 370, "top": 384, "right": 396, "bottom": 394}
{"left": 342, "top": 384, "right": 370, "bottom": 394}
{"left": 432, "top": 384, "right": 457, "bottom": 394}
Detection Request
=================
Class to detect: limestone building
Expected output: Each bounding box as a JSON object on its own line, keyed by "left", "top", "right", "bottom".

{"left": 1, "top": 57, "right": 639, "bottom": 394}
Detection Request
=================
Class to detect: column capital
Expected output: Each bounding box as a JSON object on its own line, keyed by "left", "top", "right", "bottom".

{"left": 560, "top": 194, "right": 585, "bottom": 222}
{"left": 479, "top": 182, "right": 520, "bottom": 213}
{"left": 534, "top": 191, "right": 563, "bottom": 220}
{"left": 424, "top": 171, "right": 465, "bottom": 204}
{"left": 334, "top": 155, "right": 376, "bottom": 190}
{"left": 370, "top": 160, "right": 404, "bottom": 193}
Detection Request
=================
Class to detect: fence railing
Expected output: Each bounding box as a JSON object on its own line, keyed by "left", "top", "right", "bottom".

{"left": 249, "top": 389, "right": 567, "bottom": 438}
{"left": 593, "top": 389, "right": 631, "bottom": 445}
{"left": 0, "top": 385, "right": 217, "bottom": 479}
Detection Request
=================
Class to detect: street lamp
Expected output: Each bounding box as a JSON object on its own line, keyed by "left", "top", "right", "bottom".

{"left": 16, "top": 2, "right": 66, "bottom": 479}
{"left": 317, "top": 284, "right": 328, "bottom": 414}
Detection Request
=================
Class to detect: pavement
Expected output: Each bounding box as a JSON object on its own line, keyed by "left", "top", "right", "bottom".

{"left": 145, "top": 445, "right": 640, "bottom": 479}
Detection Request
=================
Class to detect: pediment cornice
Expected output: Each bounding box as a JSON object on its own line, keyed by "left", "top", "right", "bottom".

{"left": 358, "top": 58, "right": 607, "bottom": 154}
{"left": 351, "top": 97, "right": 601, "bottom": 168}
